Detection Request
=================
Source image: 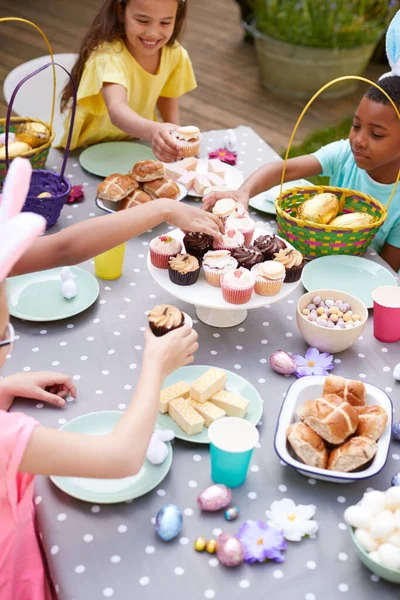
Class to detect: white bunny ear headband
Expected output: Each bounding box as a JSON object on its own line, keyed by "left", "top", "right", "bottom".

{"left": 380, "top": 9, "right": 400, "bottom": 80}
{"left": 0, "top": 158, "right": 46, "bottom": 282}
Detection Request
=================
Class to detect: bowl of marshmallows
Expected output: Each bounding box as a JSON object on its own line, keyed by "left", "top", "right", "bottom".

{"left": 296, "top": 289, "right": 368, "bottom": 354}
{"left": 346, "top": 487, "right": 400, "bottom": 583}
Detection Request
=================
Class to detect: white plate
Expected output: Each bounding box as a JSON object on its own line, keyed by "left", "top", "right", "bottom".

{"left": 274, "top": 376, "right": 392, "bottom": 483}
{"left": 183, "top": 159, "right": 244, "bottom": 198}
{"left": 95, "top": 182, "right": 187, "bottom": 214}
{"left": 147, "top": 227, "right": 301, "bottom": 311}
{"left": 249, "top": 180, "right": 312, "bottom": 215}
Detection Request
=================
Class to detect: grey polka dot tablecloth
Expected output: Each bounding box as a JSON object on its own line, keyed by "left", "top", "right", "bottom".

{"left": 6, "top": 127, "right": 400, "bottom": 600}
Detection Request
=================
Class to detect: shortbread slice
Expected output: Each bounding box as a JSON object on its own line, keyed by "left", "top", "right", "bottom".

{"left": 168, "top": 397, "right": 204, "bottom": 436}
{"left": 159, "top": 381, "right": 191, "bottom": 414}
{"left": 210, "top": 390, "right": 249, "bottom": 418}
{"left": 190, "top": 368, "right": 227, "bottom": 403}
{"left": 190, "top": 399, "right": 226, "bottom": 428}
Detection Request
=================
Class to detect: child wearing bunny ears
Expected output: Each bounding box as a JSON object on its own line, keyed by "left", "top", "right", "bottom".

{"left": 203, "top": 10, "right": 400, "bottom": 272}
{"left": 0, "top": 159, "right": 198, "bottom": 598}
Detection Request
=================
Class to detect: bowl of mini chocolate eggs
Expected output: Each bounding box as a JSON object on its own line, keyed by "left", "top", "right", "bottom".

{"left": 296, "top": 289, "right": 368, "bottom": 354}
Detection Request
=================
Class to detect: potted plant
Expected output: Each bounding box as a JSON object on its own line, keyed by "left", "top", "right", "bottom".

{"left": 245, "top": 0, "right": 398, "bottom": 98}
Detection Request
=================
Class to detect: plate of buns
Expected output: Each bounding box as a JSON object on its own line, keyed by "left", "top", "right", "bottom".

{"left": 95, "top": 160, "right": 187, "bottom": 214}
{"left": 157, "top": 365, "right": 263, "bottom": 444}
{"left": 274, "top": 374, "right": 392, "bottom": 483}
{"left": 164, "top": 157, "right": 244, "bottom": 198}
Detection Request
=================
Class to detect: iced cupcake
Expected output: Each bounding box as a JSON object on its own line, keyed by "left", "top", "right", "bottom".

{"left": 221, "top": 267, "right": 255, "bottom": 304}
{"left": 213, "top": 229, "right": 244, "bottom": 252}
{"left": 225, "top": 212, "right": 256, "bottom": 244}
{"left": 183, "top": 231, "right": 214, "bottom": 262}
{"left": 171, "top": 126, "right": 201, "bottom": 158}
{"left": 273, "top": 248, "right": 305, "bottom": 282}
{"left": 149, "top": 235, "right": 182, "bottom": 269}
{"left": 202, "top": 250, "right": 238, "bottom": 287}
{"left": 212, "top": 198, "right": 245, "bottom": 223}
{"left": 251, "top": 261, "right": 286, "bottom": 296}
{"left": 253, "top": 234, "right": 287, "bottom": 261}
{"left": 231, "top": 244, "right": 263, "bottom": 270}
{"left": 168, "top": 253, "right": 200, "bottom": 286}
{"left": 148, "top": 304, "right": 184, "bottom": 337}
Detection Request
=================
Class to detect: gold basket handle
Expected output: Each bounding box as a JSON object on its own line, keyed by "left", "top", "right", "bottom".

{"left": 0, "top": 17, "right": 56, "bottom": 129}
{"left": 280, "top": 75, "right": 400, "bottom": 211}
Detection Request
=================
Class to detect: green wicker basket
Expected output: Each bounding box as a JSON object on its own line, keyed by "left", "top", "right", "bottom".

{"left": 276, "top": 76, "right": 400, "bottom": 260}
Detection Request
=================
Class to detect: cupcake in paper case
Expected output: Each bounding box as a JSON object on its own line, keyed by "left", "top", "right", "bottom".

{"left": 273, "top": 247, "right": 305, "bottom": 282}
{"left": 225, "top": 212, "right": 255, "bottom": 244}
{"left": 253, "top": 233, "right": 287, "bottom": 261}
{"left": 213, "top": 228, "right": 245, "bottom": 252}
{"left": 183, "top": 231, "right": 214, "bottom": 262}
{"left": 221, "top": 267, "right": 255, "bottom": 304}
{"left": 168, "top": 253, "right": 200, "bottom": 286}
{"left": 202, "top": 250, "right": 238, "bottom": 287}
{"left": 251, "top": 261, "right": 286, "bottom": 296}
{"left": 212, "top": 198, "right": 245, "bottom": 223}
{"left": 171, "top": 126, "right": 201, "bottom": 158}
{"left": 148, "top": 304, "right": 185, "bottom": 337}
{"left": 149, "top": 235, "right": 182, "bottom": 269}
{"left": 231, "top": 244, "right": 263, "bottom": 270}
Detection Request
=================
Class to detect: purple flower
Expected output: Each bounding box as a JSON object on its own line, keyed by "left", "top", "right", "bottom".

{"left": 237, "top": 520, "right": 287, "bottom": 564}
{"left": 330, "top": 3, "right": 337, "bottom": 8}
{"left": 292, "top": 347, "right": 334, "bottom": 378}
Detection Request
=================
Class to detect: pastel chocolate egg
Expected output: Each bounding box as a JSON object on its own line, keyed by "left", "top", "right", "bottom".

{"left": 206, "top": 539, "right": 217, "bottom": 554}
{"left": 378, "top": 543, "right": 400, "bottom": 570}
{"left": 354, "top": 528, "right": 379, "bottom": 553}
{"left": 392, "top": 472, "right": 400, "bottom": 487}
{"left": 194, "top": 536, "right": 207, "bottom": 552}
{"left": 361, "top": 490, "right": 386, "bottom": 515}
{"left": 155, "top": 504, "right": 183, "bottom": 541}
{"left": 344, "top": 505, "right": 373, "bottom": 529}
{"left": 269, "top": 350, "right": 297, "bottom": 375}
{"left": 197, "top": 484, "right": 232, "bottom": 512}
{"left": 225, "top": 506, "right": 239, "bottom": 521}
{"left": 216, "top": 533, "right": 244, "bottom": 567}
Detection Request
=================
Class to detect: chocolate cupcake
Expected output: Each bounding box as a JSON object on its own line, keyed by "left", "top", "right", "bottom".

{"left": 273, "top": 248, "right": 305, "bottom": 282}
{"left": 168, "top": 253, "right": 200, "bottom": 286}
{"left": 183, "top": 231, "right": 214, "bottom": 261}
{"left": 253, "top": 234, "right": 287, "bottom": 261}
{"left": 231, "top": 245, "right": 263, "bottom": 270}
{"left": 148, "top": 304, "right": 184, "bottom": 337}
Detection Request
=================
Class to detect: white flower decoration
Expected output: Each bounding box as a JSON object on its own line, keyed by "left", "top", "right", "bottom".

{"left": 266, "top": 498, "right": 318, "bottom": 542}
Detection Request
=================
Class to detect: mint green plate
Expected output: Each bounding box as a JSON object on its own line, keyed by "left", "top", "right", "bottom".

{"left": 79, "top": 141, "right": 156, "bottom": 178}
{"left": 7, "top": 267, "right": 100, "bottom": 321}
{"left": 249, "top": 180, "right": 311, "bottom": 216}
{"left": 301, "top": 255, "right": 397, "bottom": 309}
{"left": 157, "top": 365, "right": 264, "bottom": 444}
{"left": 50, "top": 412, "right": 173, "bottom": 503}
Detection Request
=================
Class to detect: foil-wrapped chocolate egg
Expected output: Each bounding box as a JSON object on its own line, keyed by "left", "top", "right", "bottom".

{"left": 392, "top": 421, "right": 400, "bottom": 442}
{"left": 216, "top": 533, "right": 244, "bottom": 567}
{"left": 269, "top": 350, "right": 297, "bottom": 375}
{"left": 392, "top": 472, "right": 400, "bottom": 487}
{"left": 155, "top": 504, "right": 183, "bottom": 542}
{"left": 206, "top": 539, "right": 217, "bottom": 554}
{"left": 225, "top": 506, "right": 239, "bottom": 521}
{"left": 197, "top": 484, "right": 232, "bottom": 512}
{"left": 194, "top": 537, "right": 207, "bottom": 552}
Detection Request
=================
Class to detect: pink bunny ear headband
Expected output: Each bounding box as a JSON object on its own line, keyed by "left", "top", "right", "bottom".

{"left": 0, "top": 158, "right": 46, "bottom": 282}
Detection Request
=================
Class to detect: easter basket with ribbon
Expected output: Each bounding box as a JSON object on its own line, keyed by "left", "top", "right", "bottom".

{"left": 275, "top": 76, "right": 400, "bottom": 260}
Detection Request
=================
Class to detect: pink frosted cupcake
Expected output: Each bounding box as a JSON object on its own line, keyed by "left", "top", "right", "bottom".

{"left": 221, "top": 267, "right": 255, "bottom": 304}
{"left": 149, "top": 235, "right": 182, "bottom": 269}
{"left": 213, "top": 229, "right": 245, "bottom": 252}
{"left": 251, "top": 261, "right": 286, "bottom": 296}
{"left": 212, "top": 198, "right": 245, "bottom": 223}
{"left": 202, "top": 250, "right": 238, "bottom": 287}
{"left": 226, "top": 213, "right": 256, "bottom": 245}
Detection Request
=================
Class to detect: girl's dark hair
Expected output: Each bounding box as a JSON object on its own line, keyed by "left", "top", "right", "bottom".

{"left": 61, "top": 0, "right": 187, "bottom": 112}
{"left": 365, "top": 75, "right": 400, "bottom": 109}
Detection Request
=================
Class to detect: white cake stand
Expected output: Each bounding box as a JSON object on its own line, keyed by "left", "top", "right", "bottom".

{"left": 147, "top": 228, "right": 301, "bottom": 328}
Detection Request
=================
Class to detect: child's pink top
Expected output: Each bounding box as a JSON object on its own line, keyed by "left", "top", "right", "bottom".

{"left": 0, "top": 411, "right": 52, "bottom": 599}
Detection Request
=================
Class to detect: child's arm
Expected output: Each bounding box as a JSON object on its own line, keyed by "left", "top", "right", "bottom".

{"left": 0, "top": 371, "right": 76, "bottom": 411}
{"left": 157, "top": 97, "right": 180, "bottom": 126}
{"left": 380, "top": 243, "right": 400, "bottom": 273}
{"left": 102, "top": 83, "right": 181, "bottom": 163}
{"left": 10, "top": 199, "right": 224, "bottom": 277}
{"left": 19, "top": 327, "right": 198, "bottom": 478}
{"left": 203, "top": 155, "right": 323, "bottom": 212}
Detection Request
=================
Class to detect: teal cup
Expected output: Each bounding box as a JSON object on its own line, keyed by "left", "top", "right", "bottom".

{"left": 208, "top": 417, "right": 259, "bottom": 488}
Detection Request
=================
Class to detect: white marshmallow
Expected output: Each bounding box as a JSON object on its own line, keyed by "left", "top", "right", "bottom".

{"left": 344, "top": 505, "right": 373, "bottom": 529}
{"left": 368, "top": 551, "right": 382, "bottom": 565}
{"left": 369, "top": 512, "right": 396, "bottom": 539}
{"left": 385, "top": 486, "right": 400, "bottom": 511}
{"left": 386, "top": 531, "right": 400, "bottom": 549}
{"left": 378, "top": 543, "right": 400, "bottom": 570}
{"left": 361, "top": 491, "right": 386, "bottom": 515}
{"left": 355, "top": 528, "right": 379, "bottom": 552}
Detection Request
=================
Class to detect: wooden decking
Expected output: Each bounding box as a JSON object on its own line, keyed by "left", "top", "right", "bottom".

{"left": 0, "top": 0, "right": 384, "bottom": 153}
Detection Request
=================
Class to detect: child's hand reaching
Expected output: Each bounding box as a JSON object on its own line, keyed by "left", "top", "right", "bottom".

{"left": 143, "top": 326, "right": 198, "bottom": 379}
{"left": 0, "top": 371, "right": 76, "bottom": 410}
{"left": 202, "top": 189, "right": 250, "bottom": 213}
{"left": 151, "top": 123, "right": 182, "bottom": 163}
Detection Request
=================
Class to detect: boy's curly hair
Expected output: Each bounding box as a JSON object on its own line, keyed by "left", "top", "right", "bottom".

{"left": 365, "top": 76, "right": 400, "bottom": 109}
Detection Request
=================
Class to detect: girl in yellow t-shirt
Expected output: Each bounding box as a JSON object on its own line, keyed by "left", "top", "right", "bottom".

{"left": 60, "top": 0, "right": 196, "bottom": 162}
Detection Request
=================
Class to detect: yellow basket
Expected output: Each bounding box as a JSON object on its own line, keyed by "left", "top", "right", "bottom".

{"left": 0, "top": 18, "right": 56, "bottom": 183}
{"left": 275, "top": 76, "right": 400, "bottom": 260}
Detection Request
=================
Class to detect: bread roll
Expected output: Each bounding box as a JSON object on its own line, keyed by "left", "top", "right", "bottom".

{"left": 356, "top": 405, "right": 388, "bottom": 441}
{"left": 323, "top": 374, "right": 366, "bottom": 407}
{"left": 131, "top": 160, "right": 165, "bottom": 182}
{"left": 286, "top": 422, "right": 328, "bottom": 469}
{"left": 327, "top": 436, "right": 378, "bottom": 472}
{"left": 97, "top": 174, "right": 138, "bottom": 202}
{"left": 297, "top": 396, "right": 358, "bottom": 445}
{"left": 119, "top": 189, "right": 152, "bottom": 210}
{"left": 143, "top": 178, "right": 179, "bottom": 200}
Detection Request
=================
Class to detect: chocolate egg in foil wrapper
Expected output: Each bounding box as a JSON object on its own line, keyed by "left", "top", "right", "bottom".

{"left": 216, "top": 533, "right": 244, "bottom": 567}
{"left": 15, "top": 122, "right": 51, "bottom": 149}
{"left": 269, "top": 350, "right": 297, "bottom": 375}
{"left": 197, "top": 484, "right": 232, "bottom": 512}
{"left": 296, "top": 193, "right": 339, "bottom": 225}
{"left": 155, "top": 504, "right": 183, "bottom": 541}
{"left": 329, "top": 212, "right": 375, "bottom": 229}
